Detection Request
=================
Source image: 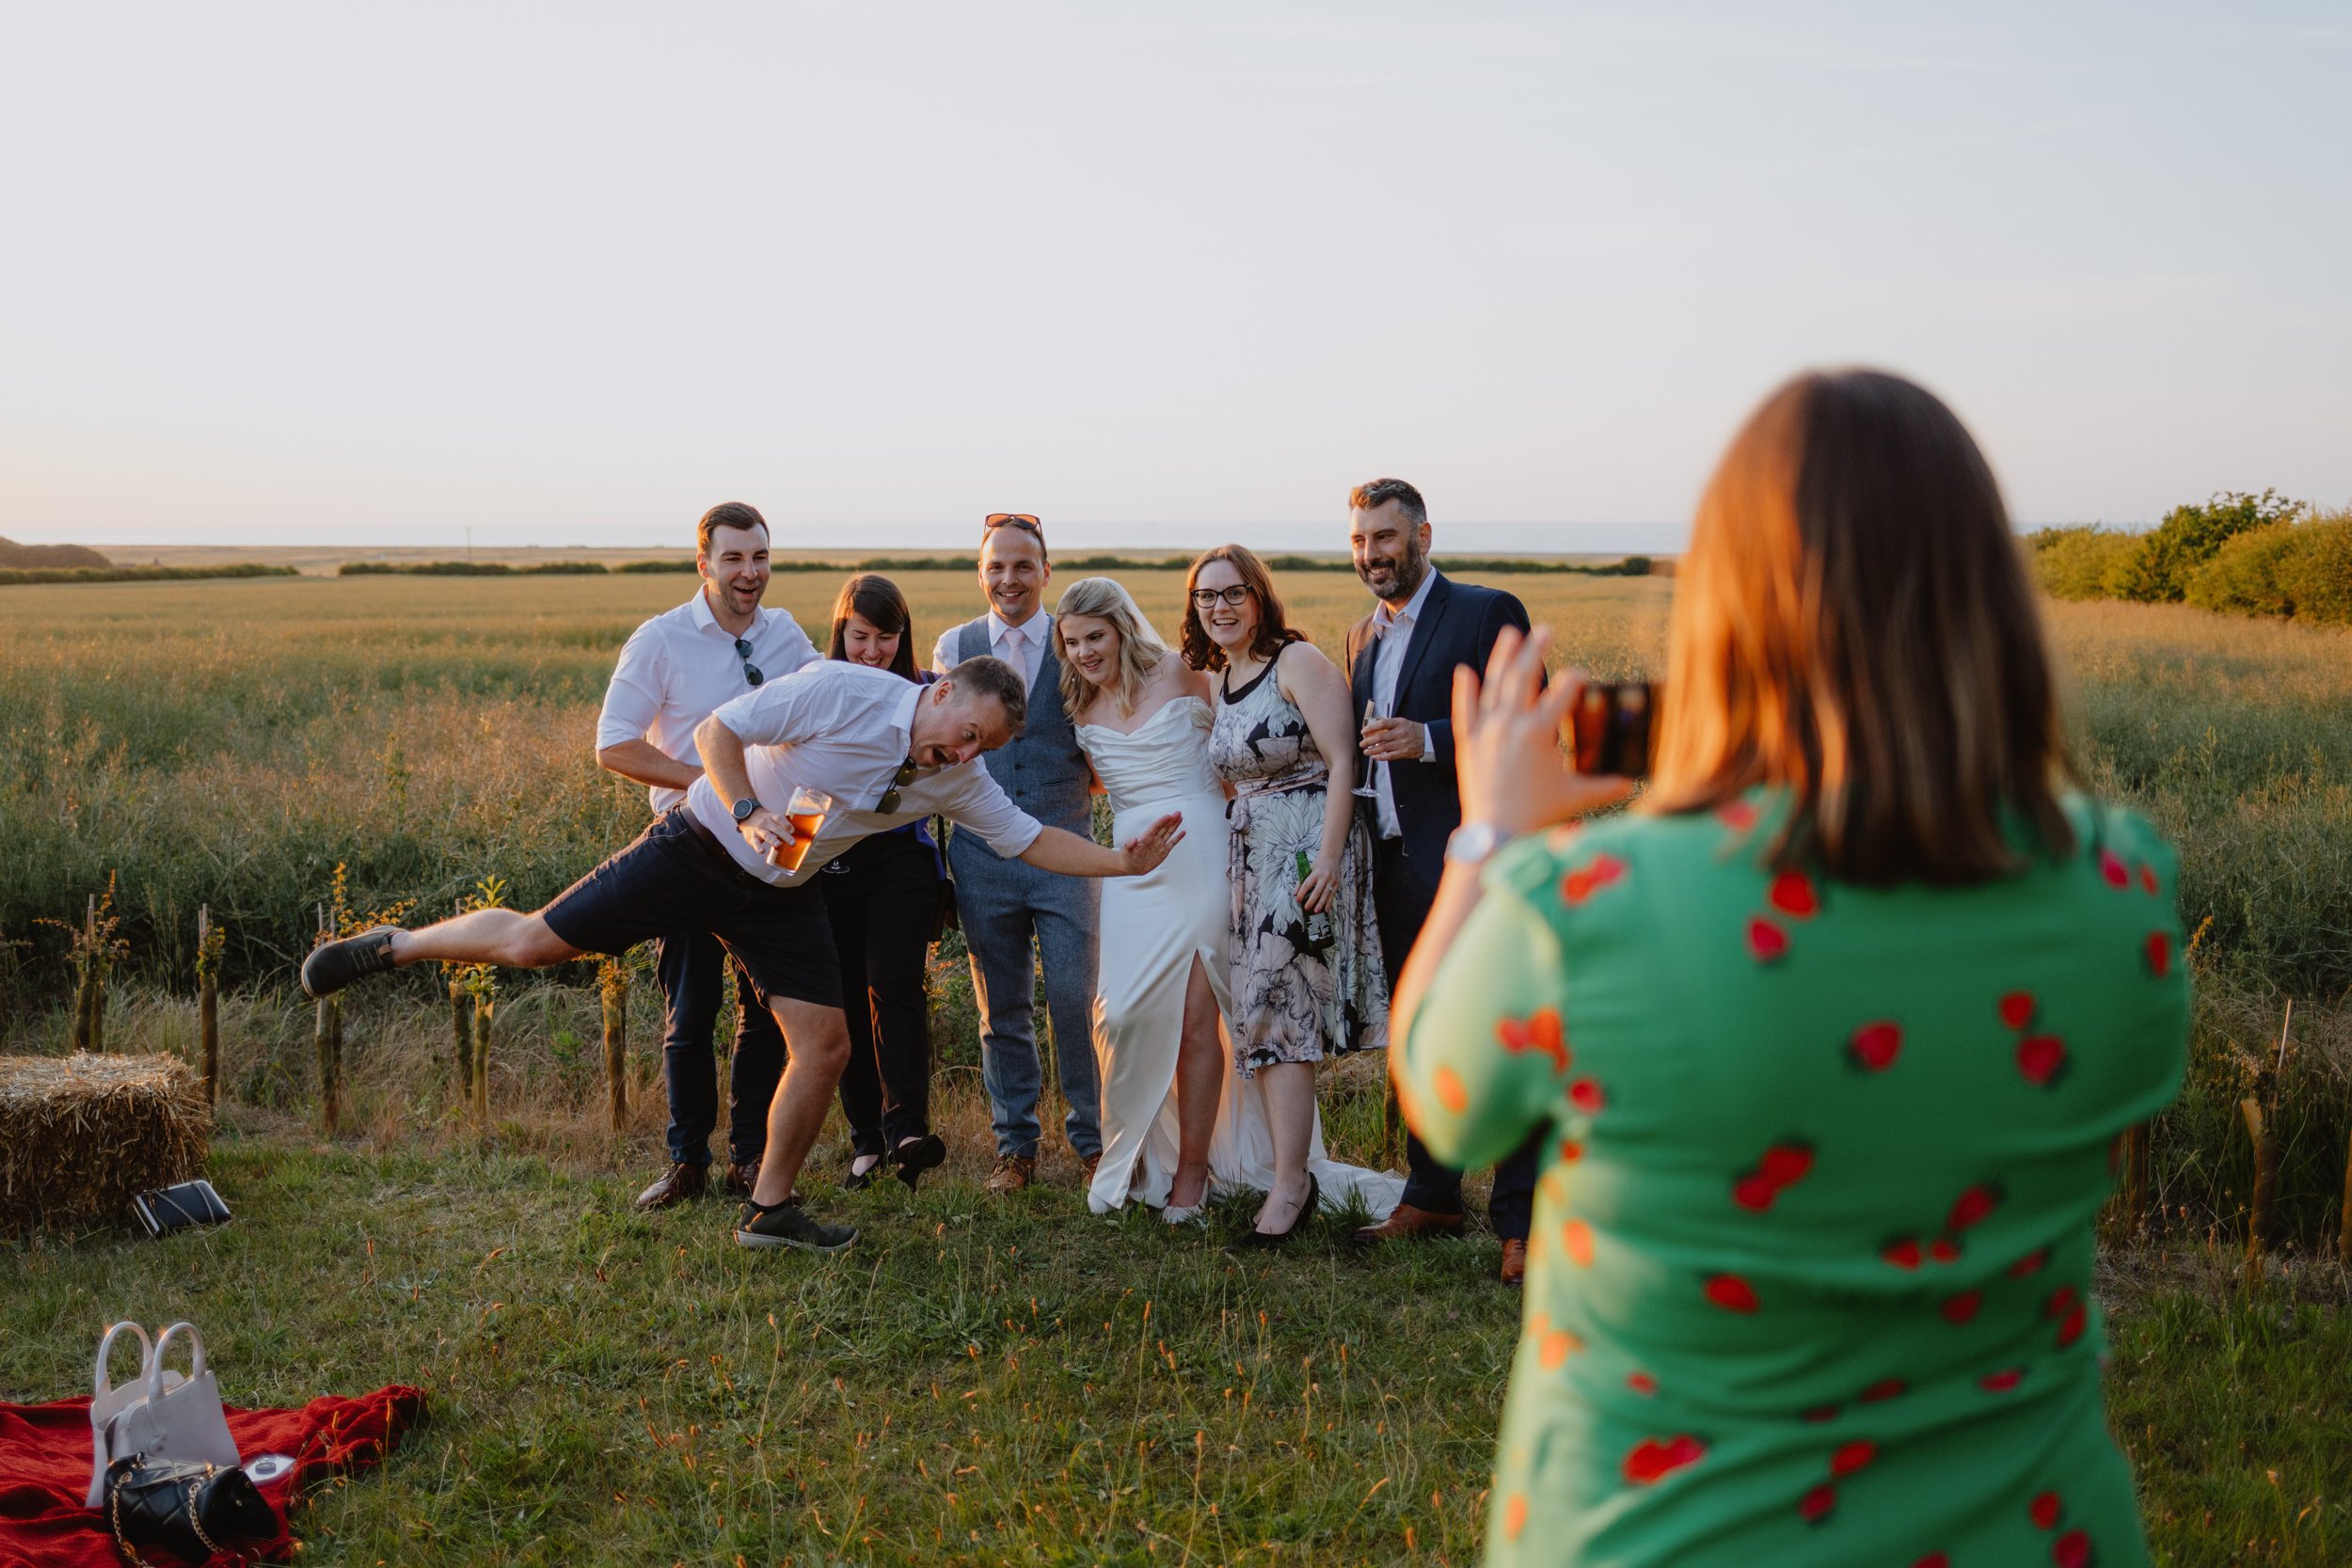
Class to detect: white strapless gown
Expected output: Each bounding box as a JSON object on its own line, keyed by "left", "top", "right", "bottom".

{"left": 1076, "top": 697, "right": 1404, "bottom": 1220}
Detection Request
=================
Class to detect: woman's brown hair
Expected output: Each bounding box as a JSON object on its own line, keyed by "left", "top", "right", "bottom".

{"left": 1645, "top": 369, "right": 2074, "bottom": 885}
{"left": 827, "top": 573, "right": 919, "bottom": 682}
{"left": 1180, "top": 545, "right": 1307, "bottom": 673}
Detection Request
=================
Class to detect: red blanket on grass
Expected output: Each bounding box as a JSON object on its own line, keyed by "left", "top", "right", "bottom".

{"left": 0, "top": 1386, "right": 424, "bottom": 1568}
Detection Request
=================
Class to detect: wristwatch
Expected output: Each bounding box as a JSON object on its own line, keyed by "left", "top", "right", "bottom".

{"left": 1445, "top": 822, "right": 1509, "bottom": 867}
{"left": 731, "top": 796, "right": 760, "bottom": 824}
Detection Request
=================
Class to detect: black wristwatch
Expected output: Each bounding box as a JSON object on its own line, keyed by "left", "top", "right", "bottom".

{"left": 731, "top": 796, "right": 760, "bottom": 824}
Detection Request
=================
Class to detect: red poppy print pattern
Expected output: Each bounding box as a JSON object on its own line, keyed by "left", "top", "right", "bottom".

{"left": 1621, "top": 1434, "right": 1707, "bottom": 1486}
{"left": 1494, "top": 1008, "right": 1570, "bottom": 1074}
{"left": 1731, "top": 1141, "right": 1815, "bottom": 1212}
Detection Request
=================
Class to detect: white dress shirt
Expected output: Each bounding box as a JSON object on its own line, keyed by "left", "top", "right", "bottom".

{"left": 931, "top": 610, "right": 1050, "bottom": 690}
{"left": 596, "top": 590, "right": 818, "bottom": 814}
{"left": 1369, "top": 568, "right": 1439, "bottom": 840}
{"left": 686, "top": 661, "right": 1044, "bottom": 888}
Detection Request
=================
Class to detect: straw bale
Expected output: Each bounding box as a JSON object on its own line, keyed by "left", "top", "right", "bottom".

{"left": 0, "top": 1053, "right": 212, "bottom": 1233}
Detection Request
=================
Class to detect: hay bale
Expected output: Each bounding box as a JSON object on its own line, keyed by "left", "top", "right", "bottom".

{"left": 0, "top": 1053, "right": 211, "bottom": 1233}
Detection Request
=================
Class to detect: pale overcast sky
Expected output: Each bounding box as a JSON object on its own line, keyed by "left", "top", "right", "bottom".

{"left": 2, "top": 4, "right": 2345, "bottom": 553}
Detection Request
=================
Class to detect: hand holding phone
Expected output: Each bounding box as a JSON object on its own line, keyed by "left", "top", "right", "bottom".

{"left": 1568, "top": 680, "right": 1660, "bottom": 781}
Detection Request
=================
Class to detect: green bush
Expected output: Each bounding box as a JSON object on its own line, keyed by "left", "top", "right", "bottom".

{"left": 2188, "top": 510, "right": 2352, "bottom": 626}
{"left": 0, "top": 563, "right": 298, "bottom": 585}
{"left": 2026, "top": 525, "right": 2139, "bottom": 600}
{"left": 2106, "top": 489, "right": 2303, "bottom": 604}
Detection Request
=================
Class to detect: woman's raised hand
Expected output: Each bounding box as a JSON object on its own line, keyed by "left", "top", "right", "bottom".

{"left": 1451, "top": 626, "right": 1634, "bottom": 836}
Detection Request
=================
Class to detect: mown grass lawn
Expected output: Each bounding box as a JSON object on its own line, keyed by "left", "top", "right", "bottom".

{"left": 6, "top": 1132, "right": 2346, "bottom": 1568}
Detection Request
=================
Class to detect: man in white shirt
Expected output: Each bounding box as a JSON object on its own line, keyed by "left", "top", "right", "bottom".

{"left": 595, "top": 501, "right": 818, "bottom": 1213}
{"left": 301, "top": 656, "right": 1182, "bottom": 1256}
{"left": 931, "top": 515, "right": 1104, "bottom": 1194}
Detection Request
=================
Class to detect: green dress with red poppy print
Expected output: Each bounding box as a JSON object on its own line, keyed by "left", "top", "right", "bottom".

{"left": 1400, "top": 789, "right": 2187, "bottom": 1568}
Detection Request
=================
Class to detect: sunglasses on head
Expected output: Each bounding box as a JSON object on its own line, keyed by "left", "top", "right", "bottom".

{"left": 877, "top": 756, "right": 918, "bottom": 815}
{"left": 734, "top": 637, "right": 764, "bottom": 688}
{"left": 983, "top": 514, "right": 1041, "bottom": 533}
{"left": 1189, "top": 585, "right": 1252, "bottom": 609}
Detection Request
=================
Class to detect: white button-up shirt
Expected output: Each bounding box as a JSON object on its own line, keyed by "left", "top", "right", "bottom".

{"left": 686, "top": 661, "right": 1044, "bottom": 887}
{"left": 1369, "top": 568, "right": 1439, "bottom": 840}
{"left": 931, "top": 610, "right": 1050, "bottom": 690}
{"left": 596, "top": 590, "right": 818, "bottom": 814}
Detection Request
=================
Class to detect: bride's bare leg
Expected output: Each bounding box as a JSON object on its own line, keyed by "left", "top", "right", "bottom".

{"left": 1170, "top": 956, "right": 1223, "bottom": 1208}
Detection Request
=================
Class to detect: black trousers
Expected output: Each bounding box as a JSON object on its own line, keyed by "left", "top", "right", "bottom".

{"left": 818, "top": 832, "right": 944, "bottom": 1157}
{"left": 654, "top": 931, "right": 788, "bottom": 1170}
{"left": 1374, "top": 833, "right": 1540, "bottom": 1242}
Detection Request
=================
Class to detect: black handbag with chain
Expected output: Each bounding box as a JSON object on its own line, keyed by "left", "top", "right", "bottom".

{"left": 104, "top": 1452, "right": 277, "bottom": 1566}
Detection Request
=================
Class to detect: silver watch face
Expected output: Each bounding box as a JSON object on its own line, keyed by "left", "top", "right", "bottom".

{"left": 1447, "top": 824, "right": 1504, "bottom": 863}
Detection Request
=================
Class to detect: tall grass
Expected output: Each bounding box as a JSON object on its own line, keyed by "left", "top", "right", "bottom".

{"left": 5, "top": 570, "right": 2349, "bottom": 1244}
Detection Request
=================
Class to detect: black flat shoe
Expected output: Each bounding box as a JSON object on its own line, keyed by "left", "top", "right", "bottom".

{"left": 842, "top": 1155, "right": 884, "bottom": 1192}
{"left": 1239, "top": 1172, "right": 1320, "bottom": 1249}
{"left": 300, "top": 926, "right": 400, "bottom": 999}
{"left": 894, "top": 1133, "right": 946, "bottom": 1191}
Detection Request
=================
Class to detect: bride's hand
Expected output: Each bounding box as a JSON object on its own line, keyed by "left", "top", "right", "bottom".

{"left": 1454, "top": 626, "right": 1634, "bottom": 835}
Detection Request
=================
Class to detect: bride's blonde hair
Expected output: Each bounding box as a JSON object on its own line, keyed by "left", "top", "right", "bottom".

{"left": 1055, "top": 578, "right": 1168, "bottom": 719}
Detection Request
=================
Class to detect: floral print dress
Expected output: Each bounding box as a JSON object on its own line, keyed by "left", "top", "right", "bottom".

{"left": 1399, "top": 789, "right": 2187, "bottom": 1568}
{"left": 1209, "top": 645, "right": 1389, "bottom": 1074}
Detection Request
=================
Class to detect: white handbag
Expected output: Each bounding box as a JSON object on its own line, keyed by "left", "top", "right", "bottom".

{"left": 84, "top": 1320, "right": 243, "bottom": 1507}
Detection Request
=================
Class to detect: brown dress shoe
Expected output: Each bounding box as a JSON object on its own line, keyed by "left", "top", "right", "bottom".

{"left": 1080, "top": 1154, "right": 1102, "bottom": 1189}
{"left": 723, "top": 1160, "right": 759, "bottom": 1199}
{"left": 984, "top": 1153, "right": 1038, "bottom": 1194}
{"left": 1499, "top": 1237, "right": 1528, "bottom": 1286}
{"left": 634, "top": 1161, "right": 707, "bottom": 1211}
{"left": 1349, "top": 1202, "right": 1467, "bottom": 1244}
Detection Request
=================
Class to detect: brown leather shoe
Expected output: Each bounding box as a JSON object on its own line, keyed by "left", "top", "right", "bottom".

{"left": 1499, "top": 1237, "right": 1528, "bottom": 1286}
{"left": 634, "top": 1161, "right": 707, "bottom": 1211}
{"left": 723, "top": 1160, "right": 759, "bottom": 1199}
{"left": 1349, "top": 1202, "right": 1466, "bottom": 1244}
{"left": 984, "top": 1153, "right": 1037, "bottom": 1194}
{"left": 1080, "top": 1154, "right": 1101, "bottom": 1189}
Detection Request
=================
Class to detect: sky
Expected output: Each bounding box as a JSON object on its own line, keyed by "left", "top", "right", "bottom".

{"left": 2, "top": 3, "right": 2346, "bottom": 555}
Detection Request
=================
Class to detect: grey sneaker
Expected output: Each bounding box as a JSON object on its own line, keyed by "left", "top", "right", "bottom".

{"left": 735, "top": 1198, "right": 858, "bottom": 1253}
{"left": 300, "top": 926, "right": 401, "bottom": 998}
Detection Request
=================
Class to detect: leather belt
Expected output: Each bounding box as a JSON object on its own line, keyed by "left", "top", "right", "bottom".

{"left": 680, "top": 810, "right": 776, "bottom": 888}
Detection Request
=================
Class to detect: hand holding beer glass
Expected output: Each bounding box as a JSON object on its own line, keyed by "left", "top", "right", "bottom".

{"left": 767, "top": 786, "right": 834, "bottom": 872}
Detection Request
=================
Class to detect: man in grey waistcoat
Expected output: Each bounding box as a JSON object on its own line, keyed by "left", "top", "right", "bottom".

{"left": 930, "top": 514, "right": 1103, "bottom": 1192}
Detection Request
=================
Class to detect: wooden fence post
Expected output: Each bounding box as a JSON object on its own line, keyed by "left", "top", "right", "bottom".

{"left": 2121, "top": 1124, "right": 2149, "bottom": 1239}
{"left": 471, "top": 990, "right": 493, "bottom": 1124}
{"left": 2240, "top": 1097, "right": 2274, "bottom": 1286}
{"left": 197, "top": 905, "right": 219, "bottom": 1105}
{"left": 600, "top": 958, "right": 628, "bottom": 1135}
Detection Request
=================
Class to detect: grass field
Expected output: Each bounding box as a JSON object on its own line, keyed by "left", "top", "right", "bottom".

{"left": 4, "top": 566, "right": 2350, "bottom": 1564}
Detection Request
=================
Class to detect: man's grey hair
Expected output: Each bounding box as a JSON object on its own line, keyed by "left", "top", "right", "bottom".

{"left": 1349, "top": 478, "right": 1427, "bottom": 530}
{"left": 945, "top": 654, "right": 1029, "bottom": 736}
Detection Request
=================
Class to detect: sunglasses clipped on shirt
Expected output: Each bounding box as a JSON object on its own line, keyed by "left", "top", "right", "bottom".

{"left": 877, "top": 757, "right": 918, "bottom": 816}
{"left": 734, "top": 637, "right": 764, "bottom": 688}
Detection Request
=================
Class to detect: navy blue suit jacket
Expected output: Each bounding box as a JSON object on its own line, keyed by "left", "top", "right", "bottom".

{"left": 1343, "top": 572, "right": 1532, "bottom": 895}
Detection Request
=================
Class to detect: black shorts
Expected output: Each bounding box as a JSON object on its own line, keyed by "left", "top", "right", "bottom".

{"left": 542, "top": 807, "right": 843, "bottom": 1011}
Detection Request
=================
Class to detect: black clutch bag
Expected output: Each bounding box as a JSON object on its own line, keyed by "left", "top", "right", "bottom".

{"left": 105, "top": 1452, "right": 277, "bottom": 1566}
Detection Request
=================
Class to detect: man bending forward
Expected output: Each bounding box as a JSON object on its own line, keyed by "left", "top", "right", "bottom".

{"left": 301, "top": 657, "right": 1180, "bottom": 1253}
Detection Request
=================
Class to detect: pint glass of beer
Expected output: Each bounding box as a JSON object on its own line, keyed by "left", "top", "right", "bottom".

{"left": 769, "top": 786, "right": 833, "bottom": 872}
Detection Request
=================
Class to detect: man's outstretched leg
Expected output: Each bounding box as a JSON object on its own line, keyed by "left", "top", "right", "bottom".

{"left": 302, "top": 909, "right": 581, "bottom": 996}
{"left": 735, "top": 996, "right": 859, "bottom": 1254}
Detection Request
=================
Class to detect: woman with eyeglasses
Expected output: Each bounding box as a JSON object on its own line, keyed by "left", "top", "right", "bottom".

{"left": 1390, "top": 370, "right": 2187, "bottom": 1567}
{"left": 1184, "top": 546, "right": 1393, "bottom": 1244}
{"left": 816, "top": 574, "right": 951, "bottom": 1191}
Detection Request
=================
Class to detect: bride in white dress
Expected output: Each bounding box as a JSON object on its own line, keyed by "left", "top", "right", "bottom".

{"left": 1055, "top": 578, "right": 1404, "bottom": 1224}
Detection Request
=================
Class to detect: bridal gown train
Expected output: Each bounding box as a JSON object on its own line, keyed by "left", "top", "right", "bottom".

{"left": 1077, "top": 696, "right": 1404, "bottom": 1220}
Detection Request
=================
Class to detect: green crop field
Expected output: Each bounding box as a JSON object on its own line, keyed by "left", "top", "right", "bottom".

{"left": 4, "top": 566, "right": 2350, "bottom": 1565}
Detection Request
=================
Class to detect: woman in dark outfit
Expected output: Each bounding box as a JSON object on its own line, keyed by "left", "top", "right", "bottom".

{"left": 818, "top": 574, "right": 951, "bottom": 1190}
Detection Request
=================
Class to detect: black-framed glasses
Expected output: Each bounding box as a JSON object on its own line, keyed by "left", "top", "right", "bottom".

{"left": 734, "top": 637, "right": 764, "bottom": 688}
{"left": 877, "top": 757, "right": 918, "bottom": 815}
{"left": 1189, "top": 585, "right": 1252, "bottom": 609}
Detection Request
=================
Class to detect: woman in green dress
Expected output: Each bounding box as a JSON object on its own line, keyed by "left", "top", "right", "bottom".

{"left": 1391, "top": 370, "right": 2187, "bottom": 1568}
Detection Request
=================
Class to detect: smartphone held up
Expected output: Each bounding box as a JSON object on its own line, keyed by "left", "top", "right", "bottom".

{"left": 1568, "top": 680, "right": 1659, "bottom": 780}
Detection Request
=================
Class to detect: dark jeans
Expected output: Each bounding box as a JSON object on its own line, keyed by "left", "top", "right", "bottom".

{"left": 654, "top": 930, "right": 788, "bottom": 1170}
{"left": 1374, "top": 833, "right": 1539, "bottom": 1242}
{"left": 818, "top": 832, "right": 943, "bottom": 1157}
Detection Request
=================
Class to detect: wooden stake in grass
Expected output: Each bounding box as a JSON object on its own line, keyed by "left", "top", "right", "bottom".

{"left": 598, "top": 955, "right": 629, "bottom": 1135}
{"left": 313, "top": 902, "right": 342, "bottom": 1134}
{"left": 2239, "top": 1096, "right": 2274, "bottom": 1286}
{"left": 2121, "top": 1123, "right": 2149, "bottom": 1239}
{"left": 196, "top": 905, "right": 221, "bottom": 1105}
{"left": 471, "top": 989, "right": 494, "bottom": 1124}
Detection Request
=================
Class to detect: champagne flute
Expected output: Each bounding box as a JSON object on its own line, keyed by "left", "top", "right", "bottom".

{"left": 1353, "top": 698, "right": 1382, "bottom": 798}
